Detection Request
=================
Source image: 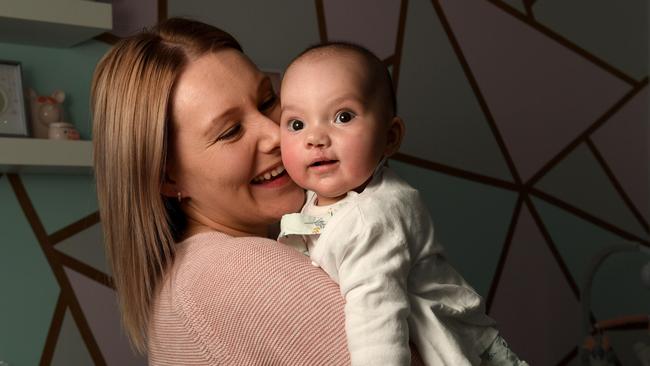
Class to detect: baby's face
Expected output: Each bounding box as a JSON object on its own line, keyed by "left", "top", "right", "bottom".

{"left": 280, "top": 53, "right": 390, "bottom": 205}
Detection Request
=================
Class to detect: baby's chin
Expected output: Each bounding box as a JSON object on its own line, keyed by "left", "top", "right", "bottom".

{"left": 306, "top": 181, "right": 366, "bottom": 202}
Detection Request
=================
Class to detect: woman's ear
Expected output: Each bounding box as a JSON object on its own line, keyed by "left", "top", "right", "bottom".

{"left": 160, "top": 173, "right": 179, "bottom": 199}
{"left": 384, "top": 116, "right": 405, "bottom": 157}
{"left": 161, "top": 160, "right": 181, "bottom": 199}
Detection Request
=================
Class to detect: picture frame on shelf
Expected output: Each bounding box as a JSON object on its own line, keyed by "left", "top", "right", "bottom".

{"left": 0, "top": 61, "right": 29, "bottom": 137}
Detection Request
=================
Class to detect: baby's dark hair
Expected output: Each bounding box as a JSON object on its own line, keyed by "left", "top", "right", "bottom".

{"left": 288, "top": 42, "right": 397, "bottom": 118}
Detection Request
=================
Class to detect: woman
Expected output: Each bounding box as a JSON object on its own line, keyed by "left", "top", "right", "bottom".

{"left": 92, "top": 18, "right": 422, "bottom": 365}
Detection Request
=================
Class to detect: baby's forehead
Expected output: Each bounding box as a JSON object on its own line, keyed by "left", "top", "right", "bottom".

{"left": 292, "top": 47, "right": 368, "bottom": 71}
{"left": 286, "top": 50, "right": 373, "bottom": 89}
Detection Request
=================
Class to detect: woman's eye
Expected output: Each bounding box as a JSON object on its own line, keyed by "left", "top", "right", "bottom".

{"left": 259, "top": 94, "right": 278, "bottom": 111}
{"left": 216, "top": 124, "right": 242, "bottom": 141}
{"left": 287, "top": 119, "right": 304, "bottom": 132}
{"left": 334, "top": 111, "right": 355, "bottom": 124}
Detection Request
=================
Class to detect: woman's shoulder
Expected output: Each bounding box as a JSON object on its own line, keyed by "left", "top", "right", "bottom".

{"left": 167, "top": 231, "right": 298, "bottom": 299}
{"left": 148, "top": 231, "right": 299, "bottom": 363}
{"left": 148, "top": 230, "right": 350, "bottom": 365}
{"left": 172, "top": 231, "right": 298, "bottom": 277}
{"left": 175, "top": 230, "right": 272, "bottom": 262}
{"left": 154, "top": 229, "right": 336, "bottom": 325}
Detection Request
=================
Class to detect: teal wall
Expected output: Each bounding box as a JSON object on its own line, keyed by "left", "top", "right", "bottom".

{"left": 0, "top": 38, "right": 144, "bottom": 365}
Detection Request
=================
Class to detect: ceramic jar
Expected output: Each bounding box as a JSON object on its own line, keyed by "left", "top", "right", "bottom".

{"left": 48, "top": 122, "right": 80, "bottom": 140}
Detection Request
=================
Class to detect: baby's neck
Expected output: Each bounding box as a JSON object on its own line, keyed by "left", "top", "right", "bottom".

{"left": 314, "top": 174, "right": 375, "bottom": 206}
{"left": 315, "top": 194, "right": 346, "bottom": 206}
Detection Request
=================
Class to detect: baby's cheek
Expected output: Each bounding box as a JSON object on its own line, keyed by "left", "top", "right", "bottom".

{"left": 280, "top": 140, "right": 306, "bottom": 185}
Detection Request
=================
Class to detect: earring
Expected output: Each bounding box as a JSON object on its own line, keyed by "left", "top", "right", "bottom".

{"left": 177, "top": 191, "right": 182, "bottom": 203}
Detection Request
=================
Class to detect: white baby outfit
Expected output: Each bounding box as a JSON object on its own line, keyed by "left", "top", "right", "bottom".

{"left": 279, "top": 167, "right": 499, "bottom": 366}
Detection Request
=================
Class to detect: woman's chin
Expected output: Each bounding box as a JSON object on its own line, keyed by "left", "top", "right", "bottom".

{"left": 272, "top": 186, "right": 306, "bottom": 217}
{"left": 249, "top": 172, "right": 305, "bottom": 221}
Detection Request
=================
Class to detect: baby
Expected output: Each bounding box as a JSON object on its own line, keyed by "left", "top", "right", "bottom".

{"left": 278, "top": 43, "right": 527, "bottom": 366}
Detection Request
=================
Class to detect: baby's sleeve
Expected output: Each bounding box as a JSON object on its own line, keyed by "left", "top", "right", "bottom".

{"left": 333, "top": 207, "right": 412, "bottom": 366}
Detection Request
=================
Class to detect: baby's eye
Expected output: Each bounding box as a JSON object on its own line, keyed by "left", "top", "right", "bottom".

{"left": 287, "top": 119, "right": 304, "bottom": 132}
{"left": 334, "top": 111, "right": 355, "bottom": 124}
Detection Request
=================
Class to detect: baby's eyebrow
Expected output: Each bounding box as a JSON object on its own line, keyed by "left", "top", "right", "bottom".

{"left": 329, "top": 95, "right": 360, "bottom": 104}
{"left": 279, "top": 93, "right": 365, "bottom": 119}
{"left": 280, "top": 103, "right": 301, "bottom": 114}
{"left": 324, "top": 94, "right": 366, "bottom": 110}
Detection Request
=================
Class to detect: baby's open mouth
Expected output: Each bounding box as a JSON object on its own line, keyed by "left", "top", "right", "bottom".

{"left": 251, "top": 166, "right": 286, "bottom": 184}
{"left": 310, "top": 160, "right": 338, "bottom": 167}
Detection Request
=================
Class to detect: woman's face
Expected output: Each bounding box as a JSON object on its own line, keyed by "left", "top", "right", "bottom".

{"left": 167, "top": 49, "right": 304, "bottom": 237}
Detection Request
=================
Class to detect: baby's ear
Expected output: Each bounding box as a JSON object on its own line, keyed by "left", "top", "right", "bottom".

{"left": 384, "top": 116, "right": 405, "bottom": 157}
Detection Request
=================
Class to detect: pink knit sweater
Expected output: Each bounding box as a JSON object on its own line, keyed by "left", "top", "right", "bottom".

{"left": 147, "top": 231, "right": 424, "bottom": 365}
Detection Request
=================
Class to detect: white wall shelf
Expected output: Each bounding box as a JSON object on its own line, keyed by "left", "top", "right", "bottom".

{"left": 0, "top": 0, "right": 112, "bottom": 47}
{"left": 0, "top": 137, "right": 93, "bottom": 175}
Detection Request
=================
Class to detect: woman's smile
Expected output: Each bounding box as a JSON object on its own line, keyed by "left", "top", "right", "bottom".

{"left": 251, "top": 164, "right": 286, "bottom": 183}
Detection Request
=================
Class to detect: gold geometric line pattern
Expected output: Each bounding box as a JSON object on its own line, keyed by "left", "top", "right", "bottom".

{"left": 490, "top": 0, "right": 639, "bottom": 86}
{"left": 525, "top": 78, "right": 648, "bottom": 188}
{"left": 523, "top": 0, "right": 535, "bottom": 20}
{"left": 39, "top": 292, "right": 66, "bottom": 366}
{"left": 585, "top": 137, "right": 649, "bottom": 233}
{"left": 485, "top": 193, "right": 524, "bottom": 312}
{"left": 529, "top": 188, "right": 649, "bottom": 245}
{"left": 389, "top": 2, "right": 647, "bottom": 363}
{"left": 524, "top": 195, "right": 580, "bottom": 297}
{"left": 315, "top": 0, "right": 328, "bottom": 43}
{"left": 50, "top": 212, "right": 101, "bottom": 246}
{"left": 390, "top": 0, "right": 410, "bottom": 92}
{"left": 54, "top": 249, "right": 114, "bottom": 289}
{"left": 7, "top": 174, "right": 107, "bottom": 366}
{"left": 432, "top": 0, "right": 524, "bottom": 185}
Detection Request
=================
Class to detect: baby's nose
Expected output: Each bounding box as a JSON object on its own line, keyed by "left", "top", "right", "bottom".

{"left": 306, "top": 129, "right": 331, "bottom": 148}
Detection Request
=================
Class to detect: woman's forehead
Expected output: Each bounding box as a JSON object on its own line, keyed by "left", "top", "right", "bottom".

{"left": 174, "top": 51, "right": 263, "bottom": 109}
{"left": 183, "top": 50, "right": 260, "bottom": 90}
{"left": 170, "top": 50, "right": 272, "bottom": 138}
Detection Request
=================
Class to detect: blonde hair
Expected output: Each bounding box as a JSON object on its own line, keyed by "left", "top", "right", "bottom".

{"left": 91, "top": 18, "right": 242, "bottom": 353}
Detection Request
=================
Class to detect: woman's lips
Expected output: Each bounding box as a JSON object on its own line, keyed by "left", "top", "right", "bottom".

{"left": 251, "top": 169, "right": 291, "bottom": 188}
{"left": 251, "top": 165, "right": 286, "bottom": 183}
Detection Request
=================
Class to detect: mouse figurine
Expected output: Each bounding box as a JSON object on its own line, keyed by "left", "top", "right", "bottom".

{"left": 27, "top": 88, "right": 79, "bottom": 140}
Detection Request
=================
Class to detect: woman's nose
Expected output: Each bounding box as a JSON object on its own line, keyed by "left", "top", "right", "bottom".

{"left": 306, "top": 127, "right": 331, "bottom": 148}
{"left": 258, "top": 114, "right": 281, "bottom": 154}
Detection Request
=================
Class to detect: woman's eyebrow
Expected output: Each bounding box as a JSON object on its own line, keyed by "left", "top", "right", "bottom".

{"left": 204, "top": 76, "right": 271, "bottom": 138}
{"left": 257, "top": 75, "right": 273, "bottom": 95}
